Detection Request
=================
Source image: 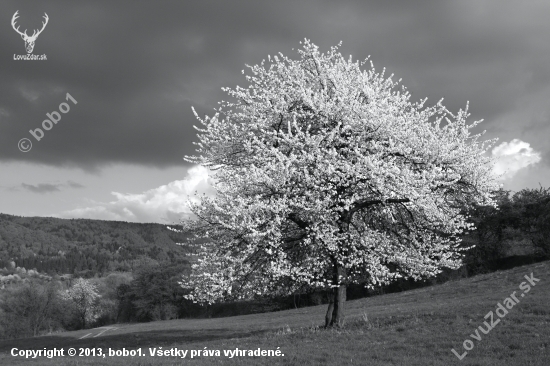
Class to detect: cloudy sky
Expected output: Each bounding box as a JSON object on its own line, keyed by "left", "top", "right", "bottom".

{"left": 1, "top": 0, "right": 548, "bottom": 224}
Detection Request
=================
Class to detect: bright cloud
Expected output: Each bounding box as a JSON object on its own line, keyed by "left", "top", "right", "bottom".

{"left": 55, "top": 165, "right": 215, "bottom": 223}
{"left": 492, "top": 139, "right": 542, "bottom": 180}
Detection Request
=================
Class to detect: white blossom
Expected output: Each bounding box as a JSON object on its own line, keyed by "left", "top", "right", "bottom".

{"left": 60, "top": 278, "right": 100, "bottom": 326}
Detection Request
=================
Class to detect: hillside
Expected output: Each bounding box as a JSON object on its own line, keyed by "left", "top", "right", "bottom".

{"left": 0, "top": 260, "right": 547, "bottom": 365}
{"left": 0, "top": 213, "right": 191, "bottom": 275}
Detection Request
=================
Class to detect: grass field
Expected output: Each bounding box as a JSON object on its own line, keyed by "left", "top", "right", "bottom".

{"left": 1, "top": 261, "right": 548, "bottom": 365}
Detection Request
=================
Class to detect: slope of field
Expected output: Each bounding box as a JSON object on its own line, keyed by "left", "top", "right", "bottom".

{"left": 1, "top": 260, "right": 548, "bottom": 365}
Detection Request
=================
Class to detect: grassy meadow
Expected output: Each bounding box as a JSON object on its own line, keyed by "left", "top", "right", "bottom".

{"left": 0, "top": 260, "right": 548, "bottom": 365}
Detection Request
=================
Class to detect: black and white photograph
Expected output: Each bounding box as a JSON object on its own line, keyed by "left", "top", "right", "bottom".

{"left": 0, "top": 1, "right": 549, "bottom": 365}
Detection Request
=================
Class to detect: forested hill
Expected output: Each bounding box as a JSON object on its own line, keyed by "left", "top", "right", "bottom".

{"left": 0, "top": 213, "right": 191, "bottom": 276}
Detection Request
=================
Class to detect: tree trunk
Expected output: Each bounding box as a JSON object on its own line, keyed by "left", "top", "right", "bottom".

{"left": 331, "top": 264, "right": 346, "bottom": 327}
{"left": 81, "top": 310, "right": 87, "bottom": 329}
{"left": 326, "top": 263, "right": 347, "bottom": 327}
{"left": 324, "top": 289, "right": 334, "bottom": 328}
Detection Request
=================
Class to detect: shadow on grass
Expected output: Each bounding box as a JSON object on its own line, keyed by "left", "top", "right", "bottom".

{"left": 0, "top": 327, "right": 269, "bottom": 353}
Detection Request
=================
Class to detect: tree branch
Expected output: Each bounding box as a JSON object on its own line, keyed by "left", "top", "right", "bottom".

{"left": 350, "top": 198, "right": 410, "bottom": 215}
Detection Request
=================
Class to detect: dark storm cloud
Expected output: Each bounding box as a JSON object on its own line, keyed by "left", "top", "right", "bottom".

{"left": 17, "top": 180, "right": 84, "bottom": 193}
{"left": 67, "top": 180, "right": 84, "bottom": 188}
{"left": 1, "top": 0, "right": 549, "bottom": 170}
{"left": 21, "top": 183, "right": 61, "bottom": 193}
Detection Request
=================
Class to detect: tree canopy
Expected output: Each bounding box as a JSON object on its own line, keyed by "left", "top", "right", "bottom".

{"left": 179, "top": 40, "right": 499, "bottom": 326}
{"left": 60, "top": 278, "right": 100, "bottom": 328}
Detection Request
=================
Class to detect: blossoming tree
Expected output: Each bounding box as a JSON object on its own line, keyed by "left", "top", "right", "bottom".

{"left": 60, "top": 278, "right": 100, "bottom": 329}
{"left": 179, "top": 40, "right": 499, "bottom": 327}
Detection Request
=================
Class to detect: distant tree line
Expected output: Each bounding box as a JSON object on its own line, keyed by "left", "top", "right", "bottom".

{"left": 462, "top": 186, "right": 550, "bottom": 274}
{"left": 0, "top": 214, "right": 191, "bottom": 276}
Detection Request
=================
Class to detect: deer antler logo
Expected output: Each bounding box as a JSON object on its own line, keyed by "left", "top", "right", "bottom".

{"left": 11, "top": 10, "right": 49, "bottom": 54}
